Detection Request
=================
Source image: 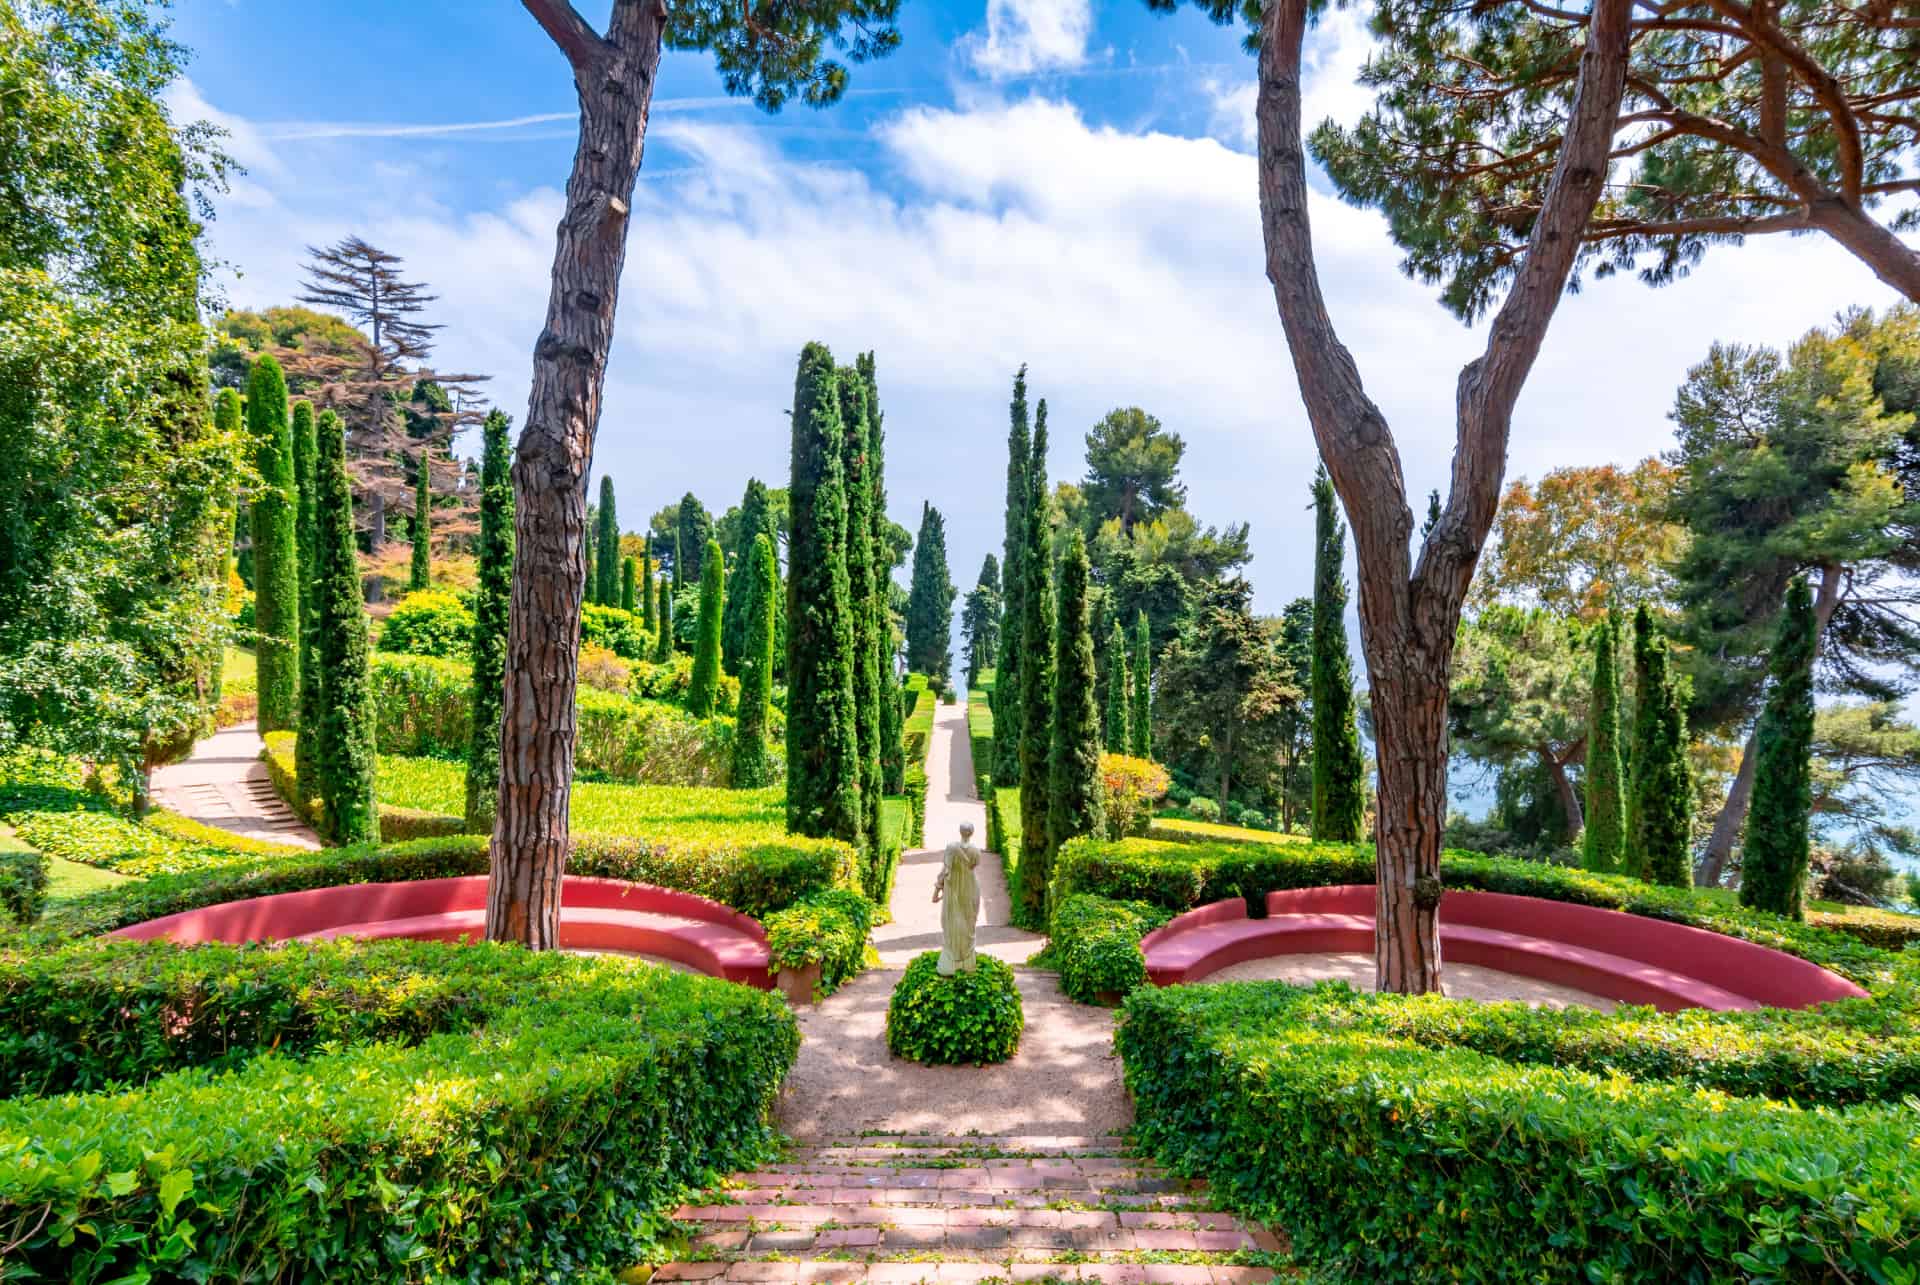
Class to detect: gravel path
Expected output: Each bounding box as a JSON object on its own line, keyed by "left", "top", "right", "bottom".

{"left": 149, "top": 721, "right": 321, "bottom": 849}
{"left": 1200, "top": 951, "right": 1619, "bottom": 1011}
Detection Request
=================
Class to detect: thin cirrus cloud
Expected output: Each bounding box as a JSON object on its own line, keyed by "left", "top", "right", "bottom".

{"left": 255, "top": 98, "right": 756, "bottom": 142}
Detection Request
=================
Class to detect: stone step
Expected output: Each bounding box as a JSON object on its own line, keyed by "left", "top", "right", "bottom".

{"left": 678, "top": 1205, "right": 1255, "bottom": 1235}
{"left": 658, "top": 1263, "right": 1276, "bottom": 1283}
{"left": 699, "top": 1189, "right": 1210, "bottom": 1211}
{"left": 797, "top": 1136, "right": 1130, "bottom": 1152}
{"left": 723, "top": 1168, "right": 1198, "bottom": 1194}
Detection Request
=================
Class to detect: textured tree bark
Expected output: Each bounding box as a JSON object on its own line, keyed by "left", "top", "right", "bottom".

{"left": 1542, "top": 746, "right": 1585, "bottom": 840}
{"left": 488, "top": 0, "right": 665, "bottom": 947}
{"left": 1806, "top": 199, "right": 1920, "bottom": 304}
{"left": 1256, "top": 0, "right": 1632, "bottom": 992}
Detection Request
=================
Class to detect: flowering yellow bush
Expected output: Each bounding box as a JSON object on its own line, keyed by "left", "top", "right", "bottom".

{"left": 1100, "top": 753, "right": 1170, "bottom": 838}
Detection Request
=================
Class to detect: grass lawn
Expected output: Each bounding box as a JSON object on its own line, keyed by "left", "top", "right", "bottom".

{"left": 1148, "top": 816, "right": 1308, "bottom": 845}
{"left": 222, "top": 645, "right": 257, "bottom": 687}
{"left": 376, "top": 754, "right": 786, "bottom": 835}
{"left": 1, "top": 823, "right": 131, "bottom": 900}
{"left": 880, "top": 797, "right": 909, "bottom": 852}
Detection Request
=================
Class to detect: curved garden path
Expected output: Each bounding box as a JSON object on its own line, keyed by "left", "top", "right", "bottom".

{"left": 149, "top": 720, "right": 320, "bottom": 849}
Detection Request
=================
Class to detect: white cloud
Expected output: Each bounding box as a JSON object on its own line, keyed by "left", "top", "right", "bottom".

{"left": 1203, "top": 6, "right": 1375, "bottom": 150}
{"left": 961, "top": 0, "right": 1094, "bottom": 79}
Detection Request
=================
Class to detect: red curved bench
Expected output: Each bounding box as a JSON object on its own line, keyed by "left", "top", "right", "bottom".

{"left": 111, "top": 875, "right": 773, "bottom": 988}
{"left": 1140, "top": 884, "right": 1868, "bottom": 1011}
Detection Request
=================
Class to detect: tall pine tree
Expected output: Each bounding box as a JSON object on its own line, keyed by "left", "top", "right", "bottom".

{"left": 862, "top": 354, "right": 906, "bottom": 797}
{"left": 1581, "top": 614, "right": 1626, "bottom": 872}
{"left": 1104, "top": 621, "right": 1131, "bottom": 752}
{"left": 785, "top": 342, "right": 862, "bottom": 845}
{"left": 313, "top": 410, "right": 377, "bottom": 846}
{"left": 1629, "top": 607, "right": 1694, "bottom": 887}
{"left": 1049, "top": 530, "right": 1106, "bottom": 876}
{"left": 1013, "top": 401, "right": 1057, "bottom": 925}
{"left": 410, "top": 450, "right": 431, "bottom": 591}
{"left": 839, "top": 369, "right": 883, "bottom": 853}
{"left": 1310, "top": 466, "right": 1366, "bottom": 841}
{"left": 1130, "top": 610, "right": 1153, "bottom": 759}
{"left": 687, "top": 538, "right": 726, "bottom": 717}
{"left": 732, "top": 534, "right": 778, "bottom": 788}
{"left": 906, "top": 502, "right": 955, "bottom": 679}
{"left": 291, "top": 399, "right": 322, "bottom": 804}
{"left": 247, "top": 354, "right": 299, "bottom": 731}
{"left": 596, "top": 476, "right": 620, "bottom": 609}
{"left": 1741, "top": 577, "right": 1817, "bottom": 917}
{"left": 722, "top": 479, "right": 778, "bottom": 675}
{"left": 465, "top": 410, "right": 514, "bottom": 833}
{"left": 993, "top": 366, "right": 1031, "bottom": 786}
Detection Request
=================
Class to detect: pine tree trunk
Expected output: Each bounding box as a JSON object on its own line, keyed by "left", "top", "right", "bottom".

{"left": 1543, "top": 747, "right": 1584, "bottom": 840}
{"left": 488, "top": 0, "right": 665, "bottom": 947}
{"left": 1806, "top": 199, "right": 1920, "bottom": 303}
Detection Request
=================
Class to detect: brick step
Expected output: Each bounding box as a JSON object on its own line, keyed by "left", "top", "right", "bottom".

{"left": 725, "top": 1169, "right": 1199, "bottom": 1194}
{"left": 658, "top": 1262, "right": 1276, "bottom": 1283}
{"left": 679, "top": 1205, "right": 1255, "bottom": 1235}
{"left": 796, "top": 1136, "right": 1130, "bottom": 1153}
{"left": 701, "top": 1189, "right": 1211, "bottom": 1211}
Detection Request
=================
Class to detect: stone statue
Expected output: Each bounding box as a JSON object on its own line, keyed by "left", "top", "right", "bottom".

{"left": 932, "top": 821, "right": 982, "bottom": 975}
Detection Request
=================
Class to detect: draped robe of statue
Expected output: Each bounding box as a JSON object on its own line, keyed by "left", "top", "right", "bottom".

{"left": 933, "top": 836, "right": 982, "bottom": 976}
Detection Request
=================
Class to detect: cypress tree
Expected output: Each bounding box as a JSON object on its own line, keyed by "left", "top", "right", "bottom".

{"left": 465, "top": 409, "right": 514, "bottom": 834}
{"left": 583, "top": 503, "right": 599, "bottom": 606}
{"left": 723, "top": 479, "right": 778, "bottom": 675}
{"left": 732, "top": 534, "right": 778, "bottom": 788}
{"left": 290, "top": 398, "right": 322, "bottom": 805}
{"left": 672, "top": 528, "right": 684, "bottom": 593}
{"left": 621, "top": 556, "right": 637, "bottom": 612}
{"left": 687, "top": 538, "right": 726, "bottom": 717}
{"left": 1013, "top": 401, "right": 1057, "bottom": 924}
{"left": 1130, "top": 610, "right": 1153, "bottom": 759}
{"left": 246, "top": 354, "right": 299, "bottom": 731}
{"left": 313, "top": 410, "right": 378, "bottom": 846}
{"left": 784, "top": 342, "right": 862, "bottom": 846}
{"left": 1581, "top": 615, "right": 1626, "bottom": 872}
{"left": 410, "top": 450, "right": 431, "bottom": 592}
{"left": 1741, "top": 577, "right": 1817, "bottom": 918}
{"left": 1049, "top": 529, "right": 1106, "bottom": 875}
{"left": 640, "top": 547, "right": 655, "bottom": 630}
{"left": 653, "top": 576, "right": 674, "bottom": 663}
{"left": 676, "top": 492, "right": 712, "bottom": 587}
{"left": 862, "top": 353, "right": 906, "bottom": 796}
{"left": 1629, "top": 607, "right": 1694, "bottom": 887}
{"left": 1310, "top": 465, "right": 1366, "bottom": 841}
{"left": 839, "top": 369, "right": 883, "bottom": 853}
{"left": 1104, "top": 621, "right": 1131, "bottom": 752}
{"left": 993, "top": 366, "right": 1031, "bottom": 786}
{"left": 596, "top": 476, "right": 620, "bottom": 609}
{"left": 905, "top": 502, "right": 956, "bottom": 679}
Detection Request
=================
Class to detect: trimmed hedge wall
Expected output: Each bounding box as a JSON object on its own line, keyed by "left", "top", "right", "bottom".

{"left": 0, "top": 936, "right": 798, "bottom": 1282}
{"left": 1049, "top": 893, "right": 1167, "bottom": 1004}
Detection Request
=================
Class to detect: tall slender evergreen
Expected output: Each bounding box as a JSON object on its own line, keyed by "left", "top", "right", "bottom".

{"left": 596, "top": 476, "right": 620, "bottom": 609}
{"left": 583, "top": 504, "right": 599, "bottom": 606}
{"left": 621, "top": 556, "right": 637, "bottom": 612}
{"left": 676, "top": 492, "right": 712, "bottom": 587}
{"left": 290, "top": 399, "right": 322, "bottom": 803}
{"left": 862, "top": 354, "right": 906, "bottom": 796}
{"left": 1049, "top": 530, "right": 1106, "bottom": 878}
{"left": 640, "top": 547, "right": 655, "bottom": 630}
{"left": 1104, "top": 621, "right": 1131, "bottom": 752}
{"left": 1310, "top": 465, "right": 1366, "bottom": 841}
{"left": 723, "top": 479, "right": 778, "bottom": 675}
{"left": 1741, "top": 577, "right": 1817, "bottom": 917}
{"left": 785, "top": 342, "right": 862, "bottom": 846}
{"left": 732, "top": 534, "right": 778, "bottom": 788}
{"left": 312, "top": 410, "right": 377, "bottom": 846}
{"left": 410, "top": 450, "right": 431, "bottom": 591}
{"left": 838, "top": 370, "right": 883, "bottom": 852}
{"left": 1581, "top": 615, "right": 1625, "bottom": 872}
{"left": 993, "top": 366, "right": 1031, "bottom": 786}
{"left": 246, "top": 354, "right": 299, "bottom": 731}
{"left": 687, "top": 538, "right": 726, "bottom": 717}
{"left": 1013, "top": 401, "right": 1056, "bottom": 925}
{"left": 653, "top": 576, "right": 674, "bottom": 662}
{"left": 1629, "top": 607, "right": 1694, "bottom": 887}
{"left": 905, "top": 502, "right": 955, "bottom": 679}
{"left": 465, "top": 410, "right": 514, "bottom": 833}
{"left": 1130, "top": 610, "right": 1153, "bottom": 758}
{"left": 673, "top": 528, "right": 684, "bottom": 593}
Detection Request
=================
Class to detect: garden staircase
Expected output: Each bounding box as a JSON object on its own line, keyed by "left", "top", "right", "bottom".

{"left": 654, "top": 1134, "right": 1285, "bottom": 1284}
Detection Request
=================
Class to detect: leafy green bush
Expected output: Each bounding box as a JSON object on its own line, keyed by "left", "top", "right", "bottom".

{"left": 581, "top": 601, "right": 651, "bottom": 659}
{"left": 1809, "top": 906, "right": 1920, "bottom": 951}
{"left": 1049, "top": 893, "right": 1167, "bottom": 1004}
{"left": 1118, "top": 982, "right": 1920, "bottom": 1283}
{"left": 375, "top": 589, "right": 474, "bottom": 659}
{"left": 0, "top": 849, "right": 47, "bottom": 925}
{"left": 765, "top": 888, "right": 876, "bottom": 998}
{"left": 885, "top": 951, "right": 1023, "bottom": 1065}
{"left": 0, "top": 937, "right": 798, "bottom": 1282}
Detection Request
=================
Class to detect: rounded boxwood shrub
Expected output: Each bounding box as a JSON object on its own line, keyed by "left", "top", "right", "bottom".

{"left": 885, "top": 951, "right": 1023, "bottom": 1065}
{"left": 375, "top": 589, "right": 474, "bottom": 659}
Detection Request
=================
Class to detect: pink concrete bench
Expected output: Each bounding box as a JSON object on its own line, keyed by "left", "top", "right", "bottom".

{"left": 1140, "top": 884, "right": 1868, "bottom": 1011}
{"left": 111, "top": 875, "right": 774, "bottom": 988}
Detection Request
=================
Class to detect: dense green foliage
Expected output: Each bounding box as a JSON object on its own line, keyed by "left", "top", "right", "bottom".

{"left": 596, "top": 475, "right": 620, "bottom": 607}
{"left": 1582, "top": 614, "right": 1624, "bottom": 871}
{"left": 675, "top": 491, "right": 712, "bottom": 589}
{"left": 885, "top": 952, "right": 1024, "bottom": 1065}
{"left": 961, "top": 555, "right": 1000, "bottom": 691}
{"left": 1629, "top": 607, "right": 1693, "bottom": 886}
{"left": 764, "top": 887, "right": 875, "bottom": 998}
{"left": 905, "top": 501, "right": 955, "bottom": 679}
{"left": 1451, "top": 606, "right": 1591, "bottom": 848}
{"left": 1048, "top": 531, "right": 1105, "bottom": 871}
{"left": 1158, "top": 577, "right": 1295, "bottom": 814}
{"left": 640, "top": 546, "right": 655, "bottom": 630}
{"left": 291, "top": 400, "right": 321, "bottom": 801}
{"left": 1049, "top": 892, "right": 1167, "bottom": 1003}
{"left": 312, "top": 410, "right": 377, "bottom": 846}
{"left": 0, "top": 846, "right": 48, "bottom": 926}
{"left": 1103, "top": 621, "right": 1130, "bottom": 752}
{"left": 246, "top": 355, "right": 300, "bottom": 731}
{"left": 0, "top": 937, "right": 797, "bottom": 1282}
{"left": 465, "top": 409, "right": 513, "bottom": 832}
{"left": 376, "top": 589, "right": 474, "bottom": 659}
{"left": 721, "top": 479, "right": 776, "bottom": 675}
{"left": 993, "top": 367, "right": 1030, "bottom": 787}
{"left": 858, "top": 354, "right": 905, "bottom": 797}
{"left": 1129, "top": 610, "right": 1152, "bottom": 758}
{"left": 1013, "top": 404, "right": 1057, "bottom": 926}
{"left": 653, "top": 575, "right": 674, "bottom": 662}
{"left": 1743, "top": 577, "right": 1818, "bottom": 918}
{"left": 687, "top": 538, "right": 726, "bottom": 717}
{"left": 409, "top": 449, "right": 431, "bottom": 591}
{"left": 784, "top": 342, "right": 861, "bottom": 846}
{"left": 838, "top": 370, "right": 883, "bottom": 854}
{"left": 732, "top": 535, "right": 778, "bottom": 789}
{"left": 1309, "top": 467, "right": 1365, "bottom": 841}
{"left": 621, "top": 555, "right": 636, "bottom": 612}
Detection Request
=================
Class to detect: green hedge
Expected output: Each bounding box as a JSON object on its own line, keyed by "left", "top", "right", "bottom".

{"left": 886, "top": 951, "right": 1023, "bottom": 1065}
{"left": 1119, "top": 982, "right": 1920, "bottom": 1283}
{"left": 0, "top": 848, "right": 46, "bottom": 925}
{"left": 1049, "top": 893, "right": 1167, "bottom": 1004}
{"left": 0, "top": 936, "right": 798, "bottom": 1282}
{"left": 765, "top": 888, "right": 877, "bottom": 999}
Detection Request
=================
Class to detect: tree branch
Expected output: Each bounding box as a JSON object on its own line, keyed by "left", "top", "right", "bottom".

{"left": 1707, "top": 0, "right": 1866, "bottom": 203}
{"left": 521, "top": 0, "right": 607, "bottom": 72}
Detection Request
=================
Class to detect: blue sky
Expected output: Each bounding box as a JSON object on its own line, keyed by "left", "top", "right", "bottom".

{"left": 167, "top": 0, "right": 1910, "bottom": 644}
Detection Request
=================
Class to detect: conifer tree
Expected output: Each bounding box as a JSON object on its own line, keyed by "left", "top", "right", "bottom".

{"left": 672, "top": 528, "right": 684, "bottom": 593}
{"left": 1741, "top": 577, "right": 1817, "bottom": 917}
{"left": 653, "top": 576, "right": 674, "bottom": 663}
{"left": 723, "top": 479, "right": 778, "bottom": 674}
{"left": 1581, "top": 615, "right": 1626, "bottom": 872}
{"left": 313, "top": 410, "right": 378, "bottom": 846}
{"left": 621, "top": 557, "right": 637, "bottom": 612}
{"left": 1014, "top": 402, "right": 1057, "bottom": 924}
{"left": 291, "top": 399, "right": 323, "bottom": 804}
{"left": 732, "top": 534, "right": 778, "bottom": 788}
{"left": 247, "top": 354, "right": 300, "bottom": 731}
{"left": 1310, "top": 466, "right": 1366, "bottom": 841}
{"left": 688, "top": 538, "right": 726, "bottom": 717}
{"left": 862, "top": 353, "right": 906, "bottom": 795}
{"left": 1049, "top": 530, "right": 1106, "bottom": 872}
{"left": 785, "top": 342, "right": 862, "bottom": 846}
{"left": 676, "top": 492, "right": 713, "bottom": 587}
{"left": 1130, "top": 610, "right": 1153, "bottom": 759}
{"left": 993, "top": 367, "right": 1031, "bottom": 786}
{"left": 640, "top": 547, "right": 655, "bottom": 630}
{"left": 465, "top": 410, "right": 514, "bottom": 833}
{"left": 1104, "top": 621, "right": 1131, "bottom": 752}
{"left": 906, "top": 502, "right": 956, "bottom": 679}
{"left": 409, "top": 449, "right": 432, "bottom": 592}
{"left": 583, "top": 504, "right": 599, "bottom": 606}
{"left": 838, "top": 370, "right": 883, "bottom": 851}
{"left": 1629, "top": 607, "right": 1694, "bottom": 887}
{"left": 595, "top": 476, "right": 620, "bottom": 609}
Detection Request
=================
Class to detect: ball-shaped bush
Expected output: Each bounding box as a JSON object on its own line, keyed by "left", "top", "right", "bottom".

{"left": 885, "top": 951, "right": 1023, "bottom": 1065}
